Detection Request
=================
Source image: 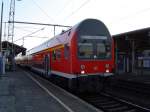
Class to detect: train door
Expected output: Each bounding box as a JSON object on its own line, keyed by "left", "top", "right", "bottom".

{"left": 44, "top": 54, "right": 50, "bottom": 77}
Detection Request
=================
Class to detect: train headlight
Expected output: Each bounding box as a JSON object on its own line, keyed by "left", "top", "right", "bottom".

{"left": 81, "top": 70, "right": 85, "bottom": 74}
{"left": 106, "top": 69, "right": 109, "bottom": 73}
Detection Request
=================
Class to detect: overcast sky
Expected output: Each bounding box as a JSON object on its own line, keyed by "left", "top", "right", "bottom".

{"left": 1, "top": 0, "right": 150, "bottom": 50}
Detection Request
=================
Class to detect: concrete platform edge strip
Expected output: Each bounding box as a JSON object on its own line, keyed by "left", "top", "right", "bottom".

{"left": 24, "top": 71, "right": 74, "bottom": 112}
{"left": 24, "top": 70, "right": 101, "bottom": 112}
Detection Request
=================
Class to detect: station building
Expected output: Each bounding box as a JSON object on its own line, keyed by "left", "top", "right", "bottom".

{"left": 113, "top": 27, "right": 150, "bottom": 74}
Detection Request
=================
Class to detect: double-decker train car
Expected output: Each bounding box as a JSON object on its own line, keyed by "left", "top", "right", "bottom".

{"left": 16, "top": 19, "right": 115, "bottom": 92}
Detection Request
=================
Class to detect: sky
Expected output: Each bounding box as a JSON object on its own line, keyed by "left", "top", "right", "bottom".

{"left": 1, "top": 0, "right": 150, "bottom": 50}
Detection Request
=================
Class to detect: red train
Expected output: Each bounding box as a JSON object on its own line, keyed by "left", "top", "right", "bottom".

{"left": 16, "top": 19, "right": 115, "bottom": 92}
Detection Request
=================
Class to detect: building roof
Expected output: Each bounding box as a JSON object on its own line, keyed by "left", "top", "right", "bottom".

{"left": 113, "top": 27, "right": 150, "bottom": 38}
{"left": 2, "top": 41, "right": 26, "bottom": 55}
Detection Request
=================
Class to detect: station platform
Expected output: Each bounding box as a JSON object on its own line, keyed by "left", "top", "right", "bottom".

{"left": 112, "top": 70, "right": 150, "bottom": 84}
{"left": 0, "top": 68, "right": 101, "bottom": 112}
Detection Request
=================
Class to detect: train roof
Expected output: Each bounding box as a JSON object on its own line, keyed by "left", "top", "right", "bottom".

{"left": 26, "top": 29, "right": 71, "bottom": 55}
{"left": 27, "top": 19, "right": 110, "bottom": 55}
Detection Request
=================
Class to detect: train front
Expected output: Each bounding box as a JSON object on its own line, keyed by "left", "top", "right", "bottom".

{"left": 71, "top": 19, "right": 115, "bottom": 92}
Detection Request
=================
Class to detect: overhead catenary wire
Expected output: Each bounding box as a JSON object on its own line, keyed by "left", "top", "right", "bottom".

{"left": 14, "top": 26, "right": 35, "bottom": 33}
{"left": 9, "top": 20, "right": 71, "bottom": 36}
{"left": 14, "top": 27, "right": 45, "bottom": 42}
{"left": 62, "top": 0, "right": 91, "bottom": 22}
{"left": 54, "top": 0, "right": 74, "bottom": 17}
{"left": 31, "top": 0, "right": 55, "bottom": 23}
{"left": 8, "top": 21, "right": 71, "bottom": 28}
{"left": 27, "top": 36, "right": 48, "bottom": 38}
{"left": 14, "top": 26, "right": 43, "bottom": 30}
{"left": 110, "top": 7, "right": 150, "bottom": 25}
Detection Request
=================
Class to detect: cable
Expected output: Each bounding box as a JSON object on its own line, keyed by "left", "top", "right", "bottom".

{"left": 54, "top": 0, "right": 73, "bottom": 17}
{"left": 31, "top": 0, "right": 55, "bottom": 22}
{"left": 27, "top": 36, "right": 48, "bottom": 38}
{"left": 14, "top": 26, "right": 42, "bottom": 30}
{"left": 110, "top": 7, "right": 150, "bottom": 25}
{"left": 14, "top": 27, "right": 45, "bottom": 42}
{"left": 62, "top": 0, "right": 91, "bottom": 21}
{"left": 14, "top": 26, "right": 34, "bottom": 33}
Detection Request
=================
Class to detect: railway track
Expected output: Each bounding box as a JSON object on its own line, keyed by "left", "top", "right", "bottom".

{"left": 110, "top": 79, "right": 150, "bottom": 95}
{"left": 78, "top": 93, "right": 150, "bottom": 112}
{"left": 23, "top": 69, "right": 150, "bottom": 112}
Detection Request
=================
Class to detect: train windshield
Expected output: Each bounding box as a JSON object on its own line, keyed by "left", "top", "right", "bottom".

{"left": 78, "top": 43, "right": 93, "bottom": 59}
{"left": 78, "top": 35, "right": 111, "bottom": 59}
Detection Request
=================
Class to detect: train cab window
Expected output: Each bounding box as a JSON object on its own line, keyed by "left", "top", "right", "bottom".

{"left": 78, "top": 43, "right": 93, "bottom": 59}
{"left": 97, "top": 43, "right": 106, "bottom": 58}
{"left": 97, "top": 43, "right": 111, "bottom": 59}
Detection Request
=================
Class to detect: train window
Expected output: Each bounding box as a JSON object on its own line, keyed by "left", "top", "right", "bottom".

{"left": 78, "top": 43, "right": 93, "bottom": 59}
{"left": 56, "top": 49, "right": 61, "bottom": 60}
{"left": 52, "top": 50, "right": 56, "bottom": 60}
{"left": 97, "top": 43, "right": 111, "bottom": 59}
{"left": 64, "top": 44, "right": 69, "bottom": 59}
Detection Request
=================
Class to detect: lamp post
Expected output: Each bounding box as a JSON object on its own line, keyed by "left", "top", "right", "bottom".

{"left": 0, "top": 1, "right": 3, "bottom": 54}
{"left": 0, "top": 1, "right": 5, "bottom": 75}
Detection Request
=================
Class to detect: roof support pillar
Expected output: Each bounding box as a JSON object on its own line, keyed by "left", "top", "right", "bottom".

{"left": 131, "top": 40, "right": 135, "bottom": 73}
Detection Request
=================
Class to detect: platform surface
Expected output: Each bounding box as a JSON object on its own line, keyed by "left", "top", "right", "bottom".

{"left": 0, "top": 68, "right": 101, "bottom": 112}
{"left": 113, "top": 69, "right": 150, "bottom": 83}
